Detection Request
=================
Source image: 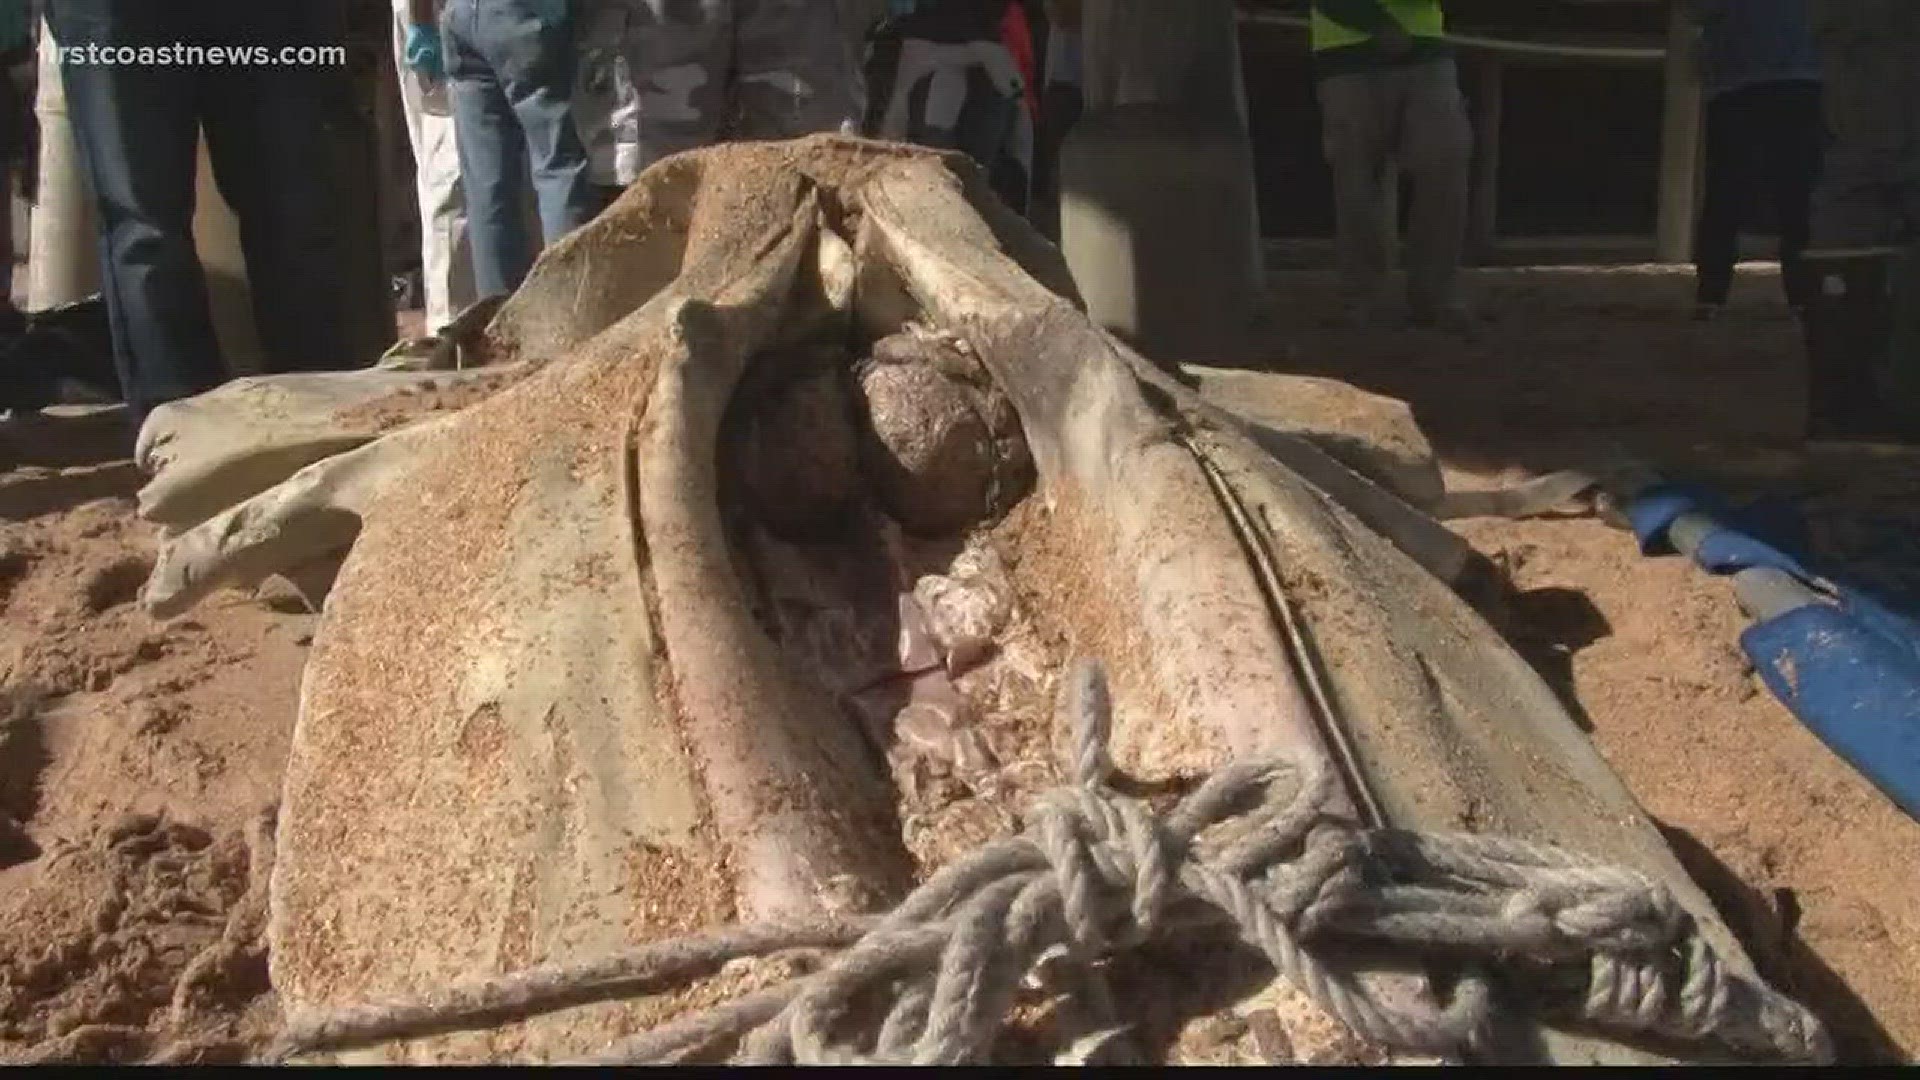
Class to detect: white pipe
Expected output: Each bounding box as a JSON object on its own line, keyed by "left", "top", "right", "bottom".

{"left": 28, "top": 25, "right": 99, "bottom": 310}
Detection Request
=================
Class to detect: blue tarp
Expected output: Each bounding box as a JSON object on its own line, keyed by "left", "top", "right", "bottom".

{"left": 1626, "top": 481, "right": 1812, "bottom": 570}
{"left": 1628, "top": 481, "right": 1920, "bottom": 657}
{"left": 1744, "top": 605, "right": 1920, "bottom": 818}
{"left": 1626, "top": 481, "right": 1920, "bottom": 820}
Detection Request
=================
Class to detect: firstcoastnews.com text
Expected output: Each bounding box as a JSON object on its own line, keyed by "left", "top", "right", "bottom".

{"left": 55, "top": 43, "right": 349, "bottom": 67}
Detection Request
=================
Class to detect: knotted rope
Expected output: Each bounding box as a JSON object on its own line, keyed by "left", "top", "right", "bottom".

{"left": 272, "top": 660, "right": 1831, "bottom": 1065}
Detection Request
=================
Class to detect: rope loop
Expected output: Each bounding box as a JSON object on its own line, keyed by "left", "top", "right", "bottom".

{"left": 271, "top": 658, "right": 1834, "bottom": 1067}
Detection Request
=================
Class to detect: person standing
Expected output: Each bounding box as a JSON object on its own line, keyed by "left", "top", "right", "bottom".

{"left": 43, "top": 0, "right": 357, "bottom": 425}
{"left": 1688, "top": 0, "right": 1825, "bottom": 322}
{"left": 396, "top": 0, "right": 477, "bottom": 334}
{"left": 436, "top": 0, "right": 599, "bottom": 299}
{"left": 588, "top": 0, "right": 862, "bottom": 183}
{"left": 863, "top": 0, "right": 1039, "bottom": 215}
{"left": 1311, "top": 0, "right": 1473, "bottom": 330}
{"left": 1799, "top": 0, "right": 1918, "bottom": 441}
{"left": 574, "top": 2, "right": 638, "bottom": 202}
{"left": 1805, "top": 0, "right": 1918, "bottom": 257}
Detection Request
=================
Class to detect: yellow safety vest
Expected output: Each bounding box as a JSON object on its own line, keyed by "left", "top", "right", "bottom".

{"left": 1310, "top": 1, "right": 1446, "bottom": 52}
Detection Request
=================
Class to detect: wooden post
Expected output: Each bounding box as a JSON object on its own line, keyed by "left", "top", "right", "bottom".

{"left": 1655, "top": 0, "right": 1703, "bottom": 264}
{"left": 1468, "top": 55, "right": 1503, "bottom": 262}
{"left": 335, "top": 0, "right": 399, "bottom": 361}
{"left": 1081, "top": 0, "right": 1247, "bottom": 123}
{"left": 1061, "top": 0, "right": 1265, "bottom": 363}
{"left": 1381, "top": 160, "right": 1401, "bottom": 270}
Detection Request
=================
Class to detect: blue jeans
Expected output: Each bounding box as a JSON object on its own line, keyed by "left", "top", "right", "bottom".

{"left": 442, "top": 0, "right": 599, "bottom": 298}
{"left": 44, "top": 0, "right": 353, "bottom": 423}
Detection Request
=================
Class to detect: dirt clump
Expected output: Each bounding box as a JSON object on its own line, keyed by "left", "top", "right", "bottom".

{"left": 857, "top": 328, "right": 1034, "bottom": 538}
{"left": 859, "top": 360, "right": 997, "bottom": 536}
{"left": 0, "top": 812, "right": 274, "bottom": 1064}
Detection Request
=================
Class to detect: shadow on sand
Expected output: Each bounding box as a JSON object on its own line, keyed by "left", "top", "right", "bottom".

{"left": 0, "top": 408, "right": 140, "bottom": 523}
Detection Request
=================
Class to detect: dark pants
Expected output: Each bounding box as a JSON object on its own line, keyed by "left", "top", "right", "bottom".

{"left": 45, "top": 0, "right": 353, "bottom": 422}
{"left": 1695, "top": 80, "right": 1826, "bottom": 308}
{"left": 441, "top": 0, "right": 598, "bottom": 299}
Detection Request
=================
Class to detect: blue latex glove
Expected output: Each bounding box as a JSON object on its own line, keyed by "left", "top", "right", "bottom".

{"left": 403, "top": 23, "right": 444, "bottom": 81}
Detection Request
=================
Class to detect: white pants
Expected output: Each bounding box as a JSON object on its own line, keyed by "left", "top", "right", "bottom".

{"left": 392, "top": 0, "right": 477, "bottom": 333}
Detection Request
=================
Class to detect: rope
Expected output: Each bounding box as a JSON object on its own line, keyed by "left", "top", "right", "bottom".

{"left": 271, "top": 659, "right": 1833, "bottom": 1066}
{"left": 1238, "top": 9, "right": 1668, "bottom": 63}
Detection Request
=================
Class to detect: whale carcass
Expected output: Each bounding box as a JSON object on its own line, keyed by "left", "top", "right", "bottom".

{"left": 132, "top": 137, "right": 1826, "bottom": 1065}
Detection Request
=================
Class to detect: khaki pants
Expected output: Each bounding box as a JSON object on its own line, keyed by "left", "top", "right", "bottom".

{"left": 1316, "top": 58, "right": 1471, "bottom": 316}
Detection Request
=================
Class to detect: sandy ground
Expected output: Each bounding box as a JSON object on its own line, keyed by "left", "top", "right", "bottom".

{"left": 0, "top": 409, "right": 313, "bottom": 1063}
{"left": 0, "top": 264, "right": 1914, "bottom": 1062}
{"left": 1244, "top": 263, "right": 1920, "bottom": 1062}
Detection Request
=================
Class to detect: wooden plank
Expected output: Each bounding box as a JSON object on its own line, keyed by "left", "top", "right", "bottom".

{"left": 1382, "top": 161, "right": 1401, "bottom": 270}
{"left": 1237, "top": 10, "right": 1665, "bottom": 64}
{"left": 1469, "top": 56, "right": 1504, "bottom": 261}
{"left": 1654, "top": 0, "right": 1703, "bottom": 264}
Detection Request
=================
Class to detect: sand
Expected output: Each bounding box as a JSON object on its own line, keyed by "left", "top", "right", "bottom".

{"left": 0, "top": 407, "right": 313, "bottom": 1063}
{"left": 1245, "top": 263, "right": 1920, "bottom": 1062}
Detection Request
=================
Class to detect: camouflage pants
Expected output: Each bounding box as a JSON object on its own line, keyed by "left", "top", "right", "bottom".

{"left": 577, "top": 0, "right": 863, "bottom": 184}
